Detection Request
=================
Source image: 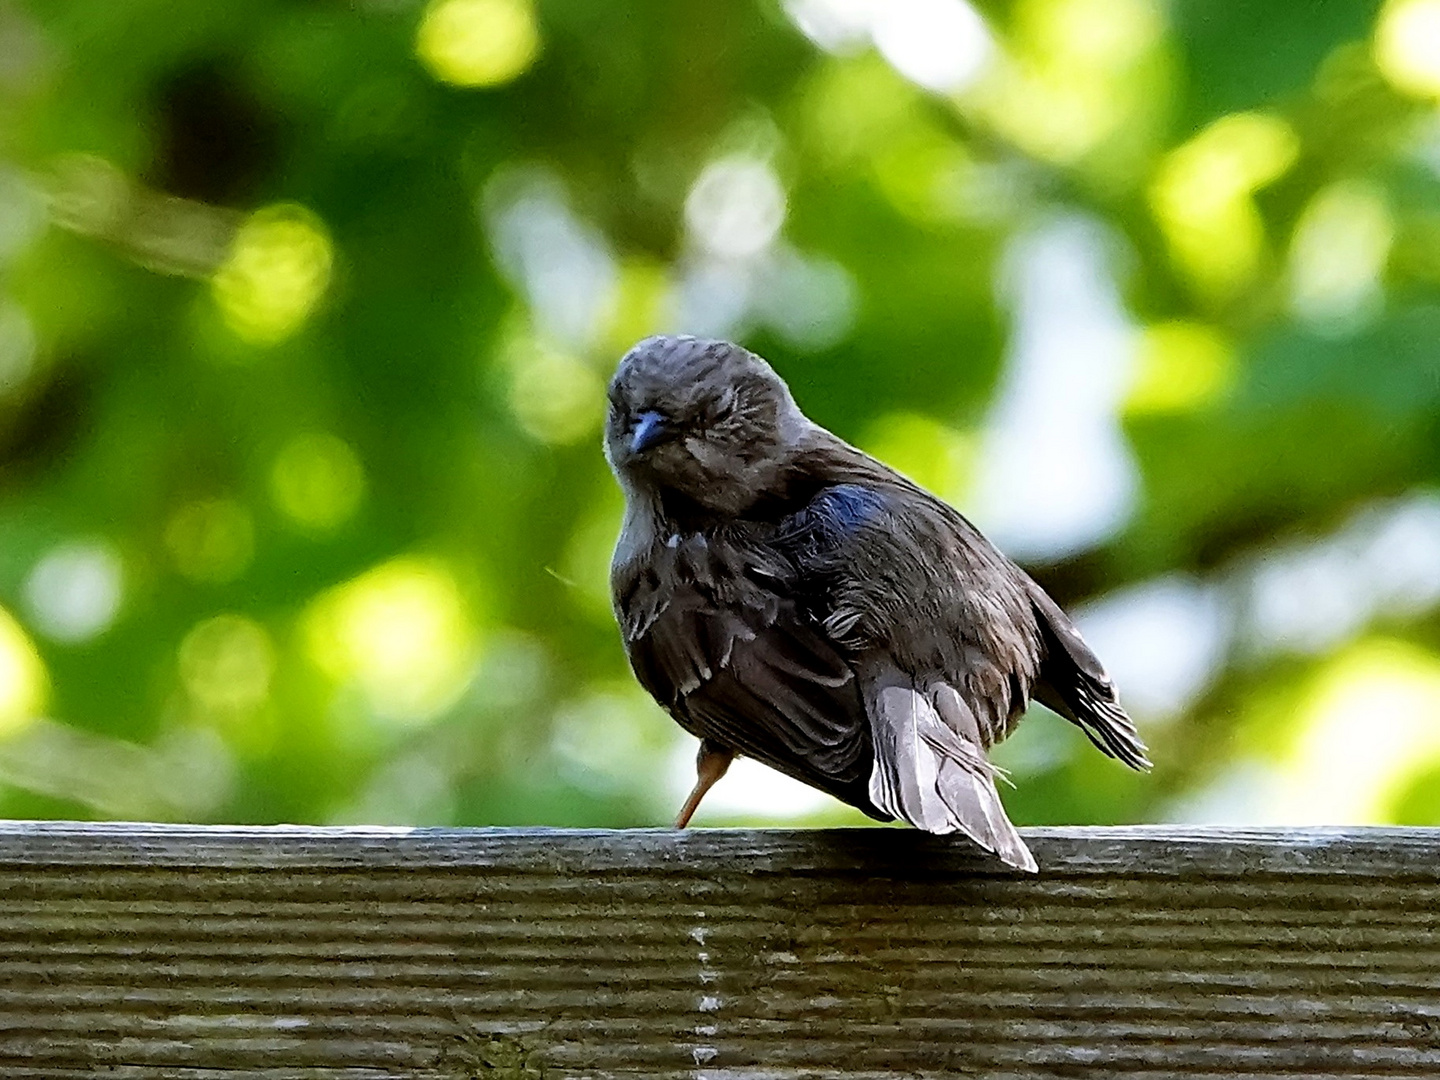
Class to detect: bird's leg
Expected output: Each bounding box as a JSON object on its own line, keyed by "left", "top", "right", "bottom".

{"left": 675, "top": 739, "right": 734, "bottom": 829}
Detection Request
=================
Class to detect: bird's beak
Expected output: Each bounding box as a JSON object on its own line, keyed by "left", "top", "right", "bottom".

{"left": 629, "top": 410, "right": 668, "bottom": 455}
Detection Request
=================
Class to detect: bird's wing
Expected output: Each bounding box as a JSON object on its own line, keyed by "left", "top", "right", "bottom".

{"left": 767, "top": 476, "right": 1041, "bottom": 868}
{"left": 616, "top": 532, "right": 884, "bottom": 815}
{"left": 1024, "top": 580, "right": 1151, "bottom": 769}
{"left": 775, "top": 474, "right": 1043, "bottom": 745}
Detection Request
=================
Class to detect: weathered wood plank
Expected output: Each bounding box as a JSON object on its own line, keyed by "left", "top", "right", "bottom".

{"left": 0, "top": 823, "right": 1436, "bottom": 1078}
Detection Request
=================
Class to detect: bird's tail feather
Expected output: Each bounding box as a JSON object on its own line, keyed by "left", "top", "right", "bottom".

{"left": 867, "top": 681, "right": 1037, "bottom": 873}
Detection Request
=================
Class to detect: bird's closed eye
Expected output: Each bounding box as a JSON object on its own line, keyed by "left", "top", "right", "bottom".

{"left": 704, "top": 394, "right": 737, "bottom": 428}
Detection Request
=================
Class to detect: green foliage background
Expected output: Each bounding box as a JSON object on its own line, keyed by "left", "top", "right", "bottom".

{"left": 0, "top": 0, "right": 1438, "bottom": 829}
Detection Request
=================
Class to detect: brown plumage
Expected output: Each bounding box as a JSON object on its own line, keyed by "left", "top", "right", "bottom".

{"left": 604, "top": 335, "right": 1148, "bottom": 872}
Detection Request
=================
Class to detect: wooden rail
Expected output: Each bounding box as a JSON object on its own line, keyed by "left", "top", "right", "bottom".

{"left": 0, "top": 822, "right": 1436, "bottom": 1078}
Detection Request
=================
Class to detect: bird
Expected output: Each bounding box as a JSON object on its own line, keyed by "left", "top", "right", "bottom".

{"left": 603, "top": 335, "right": 1148, "bottom": 872}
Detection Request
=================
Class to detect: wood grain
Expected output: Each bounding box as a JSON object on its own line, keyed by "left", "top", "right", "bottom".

{"left": 0, "top": 823, "right": 1436, "bottom": 1078}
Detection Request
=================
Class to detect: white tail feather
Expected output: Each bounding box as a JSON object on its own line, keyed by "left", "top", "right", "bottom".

{"left": 866, "top": 681, "right": 1037, "bottom": 873}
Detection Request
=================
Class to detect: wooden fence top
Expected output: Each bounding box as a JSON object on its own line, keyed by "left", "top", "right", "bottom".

{"left": 1, "top": 822, "right": 1437, "bottom": 1078}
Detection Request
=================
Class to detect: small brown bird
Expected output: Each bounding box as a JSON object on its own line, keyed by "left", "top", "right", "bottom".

{"left": 604, "top": 336, "right": 1148, "bottom": 871}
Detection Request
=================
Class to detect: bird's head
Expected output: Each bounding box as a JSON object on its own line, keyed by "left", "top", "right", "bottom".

{"left": 604, "top": 335, "right": 809, "bottom": 517}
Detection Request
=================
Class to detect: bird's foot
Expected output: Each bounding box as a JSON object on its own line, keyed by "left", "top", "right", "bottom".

{"left": 674, "top": 740, "right": 734, "bottom": 828}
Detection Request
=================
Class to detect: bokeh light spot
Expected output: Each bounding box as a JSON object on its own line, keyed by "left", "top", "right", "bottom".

{"left": 1270, "top": 639, "right": 1440, "bottom": 823}
{"left": 270, "top": 433, "right": 366, "bottom": 532}
{"left": 802, "top": 56, "right": 922, "bottom": 168}
{"left": 684, "top": 157, "right": 787, "bottom": 259}
{"left": 869, "top": 123, "right": 974, "bottom": 223}
{"left": 1375, "top": 0, "right": 1440, "bottom": 99}
{"left": 503, "top": 334, "right": 604, "bottom": 445}
{"left": 1126, "top": 321, "right": 1234, "bottom": 414}
{"left": 179, "top": 614, "right": 275, "bottom": 712}
{"left": 1073, "top": 576, "right": 1231, "bottom": 719}
{"left": 756, "top": 247, "right": 858, "bottom": 352}
{"left": 0, "top": 606, "right": 46, "bottom": 736}
{"left": 482, "top": 167, "right": 618, "bottom": 349}
{"left": 970, "top": 0, "right": 1166, "bottom": 174}
{"left": 416, "top": 0, "right": 539, "bottom": 88}
{"left": 1239, "top": 492, "right": 1440, "bottom": 657}
{"left": 871, "top": 0, "right": 993, "bottom": 94}
{"left": 860, "top": 412, "right": 975, "bottom": 505}
{"left": 337, "top": 752, "right": 458, "bottom": 826}
{"left": 973, "top": 216, "right": 1140, "bottom": 561}
{"left": 212, "top": 203, "right": 333, "bottom": 345}
{"left": 165, "top": 499, "right": 254, "bottom": 583}
{"left": 1287, "top": 179, "right": 1394, "bottom": 333}
{"left": 1149, "top": 112, "right": 1299, "bottom": 301}
{"left": 0, "top": 298, "right": 36, "bottom": 397}
{"left": 23, "top": 540, "right": 124, "bottom": 643}
{"left": 0, "top": 168, "right": 47, "bottom": 266}
{"left": 552, "top": 686, "right": 667, "bottom": 795}
{"left": 305, "top": 558, "right": 479, "bottom": 724}
{"left": 1045, "top": 0, "right": 1162, "bottom": 64}
{"left": 785, "top": 0, "right": 888, "bottom": 52}
{"left": 785, "top": 0, "right": 993, "bottom": 94}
